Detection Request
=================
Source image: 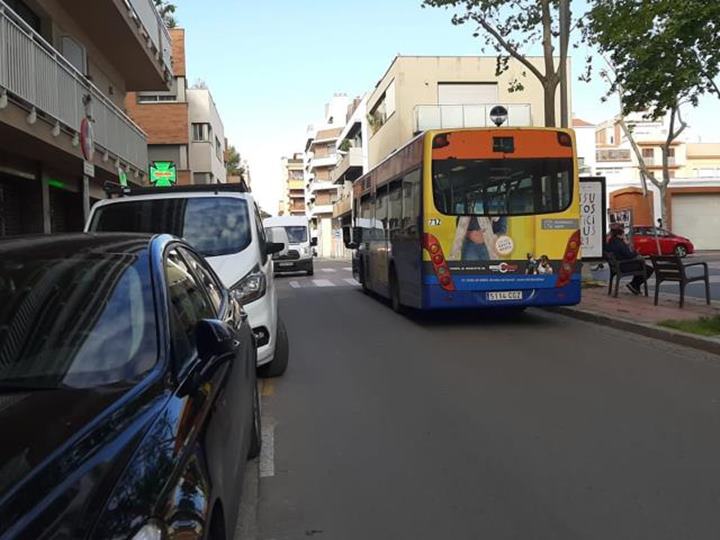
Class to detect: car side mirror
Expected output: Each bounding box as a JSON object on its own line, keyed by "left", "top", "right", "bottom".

{"left": 196, "top": 319, "right": 237, "bottom": 364}
{"left": 266, "top": 242, "right": 285, "bottom": 255}
{"left": 310, "top": 237, "right": 318, "bottom": 247}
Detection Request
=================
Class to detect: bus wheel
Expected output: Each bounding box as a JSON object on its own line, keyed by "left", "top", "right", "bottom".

{"left": 390, "top": 270, "right": 404, "bottom": 314}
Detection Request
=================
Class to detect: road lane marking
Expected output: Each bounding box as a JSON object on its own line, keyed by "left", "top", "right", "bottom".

{"left": 261, "top": 380, "right": 274, "bottom": 397}
{"left": 321, "top": 268, "right": 337, "bottom": 273}
{"left": 343, "top": 267, "right": 352, "bottom": 271}
{"left": 312, "top": 279, "right": 335, "bottom": 287}
{"left": 344, "top": 278, "right": 359, "bottom": 286}
{"left": 259, "top": 419, "right": 275, "bottom": 478}
{"left": 289, "top": 281, "right": 301, "bottom": 289}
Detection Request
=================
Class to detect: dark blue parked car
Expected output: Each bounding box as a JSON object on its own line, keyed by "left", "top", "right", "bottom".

{"left": 0, "top": 233, "right": 260, "bottom": 539}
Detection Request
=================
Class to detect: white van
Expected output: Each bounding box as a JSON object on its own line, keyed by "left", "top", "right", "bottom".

{"left": 86, "top": 185, "right": 289, "bottom": 377}
{"left": 263, "top": 215, "right": 315, "bottom": 275}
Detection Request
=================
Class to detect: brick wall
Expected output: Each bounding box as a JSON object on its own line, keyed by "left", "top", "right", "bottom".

{"left": 124, "top": 100, "right": 189, "bottom": 145}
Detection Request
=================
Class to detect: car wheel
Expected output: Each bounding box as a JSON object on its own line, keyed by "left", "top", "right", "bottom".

{"left": 674, "top": 245, "right": 688, "bottom": 258}
{"left": 247, "top": 380, "right": 262, "bottom": 459}
{"left": 259, "top": 317, "right": 288, "bottom": 378}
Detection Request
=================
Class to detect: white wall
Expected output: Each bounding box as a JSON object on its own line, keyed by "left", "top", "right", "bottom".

{"left": 574, "top": 125, "right": 596, "bottom": 176}
{"left": 188, "top": 88, "right": 227, "bottom": 183}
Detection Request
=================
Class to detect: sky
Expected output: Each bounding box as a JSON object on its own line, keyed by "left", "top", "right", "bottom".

{"left": 174, "top": 0, "right": 720, "bottom": 214}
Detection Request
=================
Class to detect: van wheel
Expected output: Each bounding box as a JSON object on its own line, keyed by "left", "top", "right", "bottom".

{"left": 259, "top": 317, "right": 288, "bottom": 378}
{"left": 307, "top": 263, "right": 314, "bottom": 276}
{"left": 247, "top": 380, "right": 262, "bottom": 459}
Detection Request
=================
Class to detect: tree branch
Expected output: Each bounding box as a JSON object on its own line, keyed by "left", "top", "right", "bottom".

{"left": 473, "top": 16, "right": 546, "bottom": 82}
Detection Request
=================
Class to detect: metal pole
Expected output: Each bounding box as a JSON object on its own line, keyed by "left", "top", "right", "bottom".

{"left": 82, "top": 175, "right": 90, "bottom": 222}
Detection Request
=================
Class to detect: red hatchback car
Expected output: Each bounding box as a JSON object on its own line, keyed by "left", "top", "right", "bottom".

{"left": 631, "top": 226, "right": 695, "bottom": 257}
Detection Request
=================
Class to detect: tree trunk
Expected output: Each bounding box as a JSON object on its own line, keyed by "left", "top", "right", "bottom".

{"left": 659, "top": 186, "right": 668, "bottom": 231}
{"left": 558, "top": 0, "right": 571, "bottom": 128}
{"left": 543, "top": 80, "right": 558, "bottom": 127}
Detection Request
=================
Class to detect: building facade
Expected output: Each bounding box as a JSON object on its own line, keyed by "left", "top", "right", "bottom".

{"left": 0, "top": 0, "right": 171, "bottom": 236}
{"left": 281, "top": 153, "right": 305, "bottom": 216}
{"left": 188, "top": 87, "right": 226, "bottom": 184}
{"left": 365, "top": 55, "right": 572, "bottom": 168}
{"left": 304, "top": 93, "right": 351, "bottom": 257}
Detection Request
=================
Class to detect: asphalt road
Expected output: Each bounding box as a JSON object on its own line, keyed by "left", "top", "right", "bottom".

{"left": 253, "top": 259, "right": 720, "bottom": 540}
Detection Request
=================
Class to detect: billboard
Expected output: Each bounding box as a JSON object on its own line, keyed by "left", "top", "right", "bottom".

{"left": 579, "top": 177, "right": 607, "bottom": 260}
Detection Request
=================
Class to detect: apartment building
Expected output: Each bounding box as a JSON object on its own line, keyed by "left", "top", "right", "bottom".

{"left": 126, "top": 29, "right": 226, "bottom": 185}
{"left": 281, "top": 153, "right": 305, "bottom": 216}
{"left": 188, "top": 86, "right": 226, "bottom": 184}
{"left": 573, "top": 117, "right": 597, "bottom": 176}
{"left": 594, "top": 113, "right": 720, "bottom": 248}
{"left": 365, "top": 55, "right": 572, "bottom": 168}
{"left": 0, "top": 0, "right": 171, "bottom": 236}
{"left": 305, "top": 93, "right": 351, "bottom": 257}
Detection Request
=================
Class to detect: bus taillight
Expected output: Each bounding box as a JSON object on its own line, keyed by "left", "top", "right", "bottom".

{"left": 422, "top": 233, "right": 456, "bottom": 292}
{"left": 556, "top": 230, "right": 581, "bottom": 288}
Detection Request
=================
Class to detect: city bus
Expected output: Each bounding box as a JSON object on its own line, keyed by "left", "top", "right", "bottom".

{"left": 344, "top": 127, "right": 581, "bottom": 311}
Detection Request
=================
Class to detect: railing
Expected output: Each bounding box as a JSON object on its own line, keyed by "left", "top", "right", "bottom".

{"left": 125, "top": 0, "right": 172, "bottom": 75}
{"left": 331, "top": 147, "right": 363, "bottom": 183}
{"left": 644, "top": 156, "right": 676, "bottom": 167}
{"left": 0, "top": 3, "right": 148, "bottom": 171}
{"left": 596, "top": 148, "right": 631, "bottom": 162}
{"left": 414, "top": 103, "right": 533, "bottom": 133}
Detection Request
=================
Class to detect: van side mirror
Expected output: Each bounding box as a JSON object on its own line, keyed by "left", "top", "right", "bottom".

{"left": 266, "top": 242, "right": 285, "bottom": 255}
{"left": 343, "top": 226, "right": 362, "bottom": 249}
{"left": 310, "top": 237, "right": 318, "bottom": 247}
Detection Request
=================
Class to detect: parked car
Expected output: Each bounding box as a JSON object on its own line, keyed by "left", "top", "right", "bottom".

{"left": 631, "top": 226, "right": 695, "bottom": 257}
{"left": 87, "top": 184, "right": 289, "bottom": 377}
{"left": 263, "top": 215, "right": 316, "bottom": 275}
{"left": 0, "top": 233, "right": 260, "bottom": 540}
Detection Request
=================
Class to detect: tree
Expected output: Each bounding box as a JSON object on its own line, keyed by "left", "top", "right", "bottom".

{"left": 225, "top": 145, "right": 242, "bottom": 175}
{"left": 584, "top": 0, "right": 720, "bottom": 226}
{"left": 153, "top": 0, "right": 177, "bottom": 28}
{"left": 422, "top": 0, "right": 573, "bottom": 127}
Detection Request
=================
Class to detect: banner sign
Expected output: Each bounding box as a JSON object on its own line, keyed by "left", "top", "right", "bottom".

{"left": 579, "top": 177, "right": 607, "bottom": 260}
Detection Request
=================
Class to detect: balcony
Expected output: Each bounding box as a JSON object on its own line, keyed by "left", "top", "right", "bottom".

{"left": 333, "top": 184, "right": 353, "bottom": 218}
{"left": 309, "top": 181, "right": 339, "bottom": 193}
{"left": 414, "top": 103, "right": 532, "bottom": 133}
{"left": 0, "top": 5, "right": 148, "bottom": 171}
{"left": 288, "top": 179, "right": 304, "bottom": 190}
{"left": 644, "top": 156, "right": 678, "bottom": 167}
{"left": 310, "top": 204, "right": 334, "bottom": 216}
{"left": 596, "top": 149, "right": 632, "bottom": 162}
{"left": 331, "top": 147, "right": 363, "bottom": 184}
{"left": 59, "top": 0, "right": 172, "bottom": 89}
{"left": 309, "top": 154, "right": 338, "bottom": 170}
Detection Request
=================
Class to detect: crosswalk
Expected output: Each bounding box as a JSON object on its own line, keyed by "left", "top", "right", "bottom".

{"left": 287, "top": 277, "right": 360, "bottom": 289}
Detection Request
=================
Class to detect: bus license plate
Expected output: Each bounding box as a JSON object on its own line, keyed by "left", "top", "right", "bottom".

{"left": 487, "top": 291, "right": 523, "bottom": 301}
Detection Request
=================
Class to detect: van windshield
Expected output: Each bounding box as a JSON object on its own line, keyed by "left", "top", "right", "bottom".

{"left": 90, "top": 197, "right": 251, "bottom": 257}
{"left": 270, "top": 226, "right": 308, "bottom": 244}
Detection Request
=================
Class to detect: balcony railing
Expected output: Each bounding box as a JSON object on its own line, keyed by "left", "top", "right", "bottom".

{"left": 414, "top": 103, "right": 532, "bottom": 133}
{"left": 0, "top": 3, "right": 148, "bottom": 171}
{"left": 125, "top": 0, "right": 172, "bottom": 75}
{"left": 596, "top": 149, "right": 631, "bottom": 162}
{"left": 644, "top": 156, "right": 677, "bottom": 167}
{"left": 331, "top": 147, "right": 363, "bottom": 184}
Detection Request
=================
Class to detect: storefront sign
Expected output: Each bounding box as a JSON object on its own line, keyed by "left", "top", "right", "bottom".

{"left": 579, "top": 177, "right": 607, "bottom": 260}
{"left": 150, "top": 161, "right": 177, "bottom": 187}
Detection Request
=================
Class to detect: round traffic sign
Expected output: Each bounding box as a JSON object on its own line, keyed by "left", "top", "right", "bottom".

{"left": 80, "top": 117, "right": 95, "bottom": 161}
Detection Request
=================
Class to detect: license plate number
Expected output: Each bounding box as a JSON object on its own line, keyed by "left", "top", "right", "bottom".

{"left": 487, "top": 291, "right": 523, "bottom": 301}
{"left": 277, "top": 262, "right": 294, "bottom": 267}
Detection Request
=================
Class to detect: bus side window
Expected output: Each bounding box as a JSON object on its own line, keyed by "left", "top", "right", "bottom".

{"left": 389, "top": 180, "right": 402, "bottom": 239}
{"left": 360, "top": 193, "right": 373, "bottom": 242}
{"left": 376, "top": 185, "right": 388, "bottom": 240}
{"left": 402, "top": 169, "right": 421, "bottom": 237}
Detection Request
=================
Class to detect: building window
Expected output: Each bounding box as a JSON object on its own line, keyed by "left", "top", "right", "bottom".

{"left": 368, "top": 80, "right": 396, "bottom": 134}
{"left": 667, "top": 147, "right": 675, "bottom": 157}
{"left": 193, "top": 172, "right": 213, "bottom": 184}
{"left": 215, "top": 137, "right": 223, "bottom": 161}
{"left": 138, "top": 95, "right": 177, "bottom": 103}
{"left": 7, "top": 0, "right": 40, "bottom": 32}
{"left": 641, "top": 148, "right": 654, "bottom": 159}
{"left": 192, "top": 123, "right": 211, "bottom": 142}
{"left": 61, "top": 36, "right": 87, "bottom": 75}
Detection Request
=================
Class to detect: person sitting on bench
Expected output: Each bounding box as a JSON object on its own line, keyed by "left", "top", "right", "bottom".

{"left": 605, "top": 224, "right": 654, "bottom": 295}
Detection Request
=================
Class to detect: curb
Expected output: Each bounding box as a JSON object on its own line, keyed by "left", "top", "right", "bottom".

{"left": 549, "top": 306, "right": 720, "bottom": 356}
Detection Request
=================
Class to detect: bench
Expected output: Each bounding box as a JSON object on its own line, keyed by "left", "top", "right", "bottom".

{"left": 604, "top": 252, "right": 649, "bottom": 297}
{"left": 650, "top": 255, "right": 711, "bottom": 308}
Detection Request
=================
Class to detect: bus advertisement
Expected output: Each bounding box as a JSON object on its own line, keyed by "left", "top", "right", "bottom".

{"left": 345, "top": 127, "right": 582, "bottom": 312}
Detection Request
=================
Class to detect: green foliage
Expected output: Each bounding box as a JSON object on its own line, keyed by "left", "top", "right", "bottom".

{"left": 583, "top": 0, "right": 720, "bottom": 118}
{"left": 659, "top": 316, "right": 720, "bottom": 337}
{"left": 225, "top": 145, "right": 244, "bottom": 177}
{"left": 339, "top": 139, "right": 352, "bottom": 152}
{"left": 153, "top": 0, "right": 177, "bottom": 28}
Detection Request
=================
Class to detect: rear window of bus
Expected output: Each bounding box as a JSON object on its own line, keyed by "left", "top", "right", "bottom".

{"left": 432, "top": 157, "right": 573, "bottom": 216}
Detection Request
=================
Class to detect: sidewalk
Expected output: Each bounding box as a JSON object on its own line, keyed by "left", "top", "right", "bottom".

{"left": 552, "top": 284, "right": 720, "bottom": 355}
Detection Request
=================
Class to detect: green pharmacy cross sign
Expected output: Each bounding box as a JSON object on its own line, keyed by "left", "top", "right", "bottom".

{"left": 150, "top": 161, "right": 177, "bottom": 187}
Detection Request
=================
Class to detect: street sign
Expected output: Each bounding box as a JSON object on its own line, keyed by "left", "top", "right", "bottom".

{"left": 118, "top": 167, "right": 128, "bottom": 187}
{"left": 579, "top": 177, "right": 607, "bottom": 260}
{"left": 80, "top": 118, "right": 95, "bottom": 161}
{"left": 83, "top": 160, "right": 95, "bottom": 178}
{"left": 150, "top": 161, "right": 177, "bottom": 187}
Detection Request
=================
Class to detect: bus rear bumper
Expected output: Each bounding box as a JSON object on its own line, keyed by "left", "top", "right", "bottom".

{"left": 421, "top": 282, "right": 581, "bottom": 310}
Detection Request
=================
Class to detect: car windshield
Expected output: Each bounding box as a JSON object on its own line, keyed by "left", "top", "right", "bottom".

{"left": 0, "top": 252, "right": 157, "bottom": 389}
{"left": 90, "top": 197, "right": 252, "bottom": 257}
{"left": 270, "top": 226, "right": 307, "bottom": 243}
